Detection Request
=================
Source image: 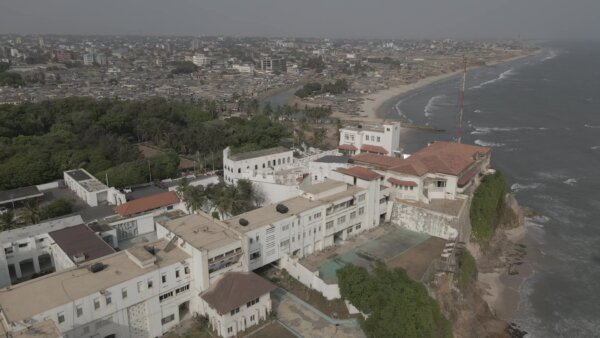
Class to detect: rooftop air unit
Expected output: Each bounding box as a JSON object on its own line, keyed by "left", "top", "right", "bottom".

{"left": 89, "top": 262, "right": 105, "bottom": 273}
{"left": 239, "top": 218, "right": 249, "bottom": 226}
{"left": 276, "top": 204, "right": 289, "bottom": 214}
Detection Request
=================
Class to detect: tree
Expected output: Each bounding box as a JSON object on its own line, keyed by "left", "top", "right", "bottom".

{"left": 39, "top": 199, "right": 73, "bottom": 220}
{"left": 0, "top": 210, "right": 17, "bottom": 231}
{"left": 22, "top": 201, "right": 40, "bottom": 225}
{"left": 177, "top": 177, "right": 207, "bottom": 213}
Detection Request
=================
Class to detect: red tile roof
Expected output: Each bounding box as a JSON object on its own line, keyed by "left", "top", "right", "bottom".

{"left": 352, "top": 153, "right": 406, "bottom": 170}
{"left": 48, "top": 224, "right": 115, "bottom": 262}
{"left": 113, "top": 191, "right": 179, "bottom": 217}
{"left": 458, "top": 167, "right": 480, "bottom": 187}
{"left": 388, "top": 177, "right": 417, "bottom": 187}
{"left": 360, "top": 144, "right": 388, "bottom": 154}
{"left": 337, "top": 166, "right": 383, "bottom": 181}
{"left": 200, "top": 272, "right": 277, "bottom": 315}
{"left": 338, "top": 144, "right": 358, "bottom": 151}
{"left": 389, "top": 141, "right": 490, "bottom": 176}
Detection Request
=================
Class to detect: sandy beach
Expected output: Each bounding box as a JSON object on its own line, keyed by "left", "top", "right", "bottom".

{"left": 359, "top": 70, "right": 464, "bottom": 122}
{"left": 350, "top": 51, "right": 541, "bottom": 124}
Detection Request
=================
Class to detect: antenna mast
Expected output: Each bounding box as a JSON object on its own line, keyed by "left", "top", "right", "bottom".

{"left": 457, "top": 55, "right": 467, "bottom": 143}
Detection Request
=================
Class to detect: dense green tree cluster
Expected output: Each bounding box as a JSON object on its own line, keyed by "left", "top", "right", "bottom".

{"left": 337, "top": 263, "right": 453, "bottom": 338}
{"left": 294, "top": 79, "right": 349, "bottom": 98}
{"left": 0, "top": 62, "right": 10, "bottom": 73}
{"left": 470, "top": 171, "right": 508, "bottom": 242}
{"left": 0, "top": 97, "right": 292, "bottom": 190}
{"left": 0, "top": 72, "right": 24, "bottom": 87}
{"left": 96, "top": 152, "right": 180, "bottom": 188}
{"left": 170, "top": 61, "right": 198, "bottom": 74}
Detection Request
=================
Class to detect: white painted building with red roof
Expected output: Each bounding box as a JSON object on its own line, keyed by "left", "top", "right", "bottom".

{"left": 338, "top": 122, "right": 401, "bottom": 156}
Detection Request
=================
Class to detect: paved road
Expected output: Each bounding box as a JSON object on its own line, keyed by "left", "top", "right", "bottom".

{"left": 272, "top": 289, "right": 365, "bottom": 338}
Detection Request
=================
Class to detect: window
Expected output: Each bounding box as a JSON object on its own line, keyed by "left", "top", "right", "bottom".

{"left": 280, "top": 239, "right": 290, "bottom": 247}
{"left": 326, "top": 221, "right": 334, "bottom": 230}
{"left": 238, "top": 168, "right": 241, "bottom": 173}
{"left": 250, "top": 314, "right": 256, "bottom": 321}
{"left": 249, "top": 238, "right": 253, "bottom": 244}
{"left": 175, "top": 284, "right": 190, "bottom": 294}
{"left": 347, "top": 227, "right": 353, "bottom": 234}
{"left": 4, "top": 247, "right": 13, "bottom": 255}
{"left": 121, "top": 288, "right": 128, "bottom": 299}
{"left": 250, "top": 251, "right": 261, "bottom": 260}
{"left": 105, "top": 296, "right": 112, "bottom": 305}
{"left": 314, "top": 212, "right": 322, "bottom": 219}
{"left": 184, "top": 266, "right": 190, "bottom": 275}
{"left": 436, "top": 180, "right": 446, "bottom": 188}
{"left": 76, "top": 305, "right": 83, "bottom": 317}
{"left": 358, "top": 207, "right": 365, "bottom": 215}
{"left": 57, "top": 312, "right": 65, "bottom": 324}
{"left": 344, "top": 134, "right": 349, "bottom": 140}
{"left": 282, "top": 224, "right": 289, "bottom": 231}
{"left": 162, "top": 274, "right": 167, "bottom": 283}
{"left": 161, "top": 314, "right": 175, "bottom": 325}
{"left": 18, "top": 243, "right": 28, "bottom": 248}
{"left": 255, "top": 165, "right": 258, "bottom": 170}
{"left": 175, "top": 269, "right": 180, "bottom": 278}
{"left": 377, "top": 136, "right": 381, "bottom": 142}
{"left": 159, "top": 291, "right": 174, "bottom": 302}
{"left": 230, "top": 308, "right": 240, "bottom": 315}
{"left": 137, "top": 281, "right": 143, "bottom": 293}
{"left": 247, "top": 297, "right": 260, "bottom": 307}
{"left": 228, "top": 327, "right": 233, "bottom": 334}
{"left": 356, "top": 223, "right": 362, "bottom": 230}
{"left": 358, "top": 194, "right": 366, "bottom": 202}
{"left": 94, "top": 298, "right": 101, "bottom": 310}
{"left": 337, "top": 216, "right": 346, "bottom": 224}
{"left": 350, "top": 211, "right": 356, "bottom": 219}
{"left": 256, "top": 235, "right": 259, "bottom": 242}
{"left": 147, "top": 279, "right": 154, "bottom": 289}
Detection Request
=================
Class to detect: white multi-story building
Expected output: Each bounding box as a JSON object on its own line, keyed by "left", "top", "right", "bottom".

{"left": 224, "top": 177, "right": 388, "bottom": 271}
{"left": 338, "top": 123, "right": 401, "bottom": 156}
{"left": 223, "top": 147, "right": 294, "bottom": 185}
{"left": 352, "top": 141, "right": 492, "bottom": 204}
{"left": 0, "top": 239, "right": 193, "bottom": 338}
{"left": 192, "top": 53, "right": 211, "bottom": 67}
{"left": 232, "top": 64, "right": 254, "bottom": 73}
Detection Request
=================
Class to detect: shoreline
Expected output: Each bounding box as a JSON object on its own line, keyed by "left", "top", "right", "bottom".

{"left": 351, "top": 50, "right": 541, "bottom": 124}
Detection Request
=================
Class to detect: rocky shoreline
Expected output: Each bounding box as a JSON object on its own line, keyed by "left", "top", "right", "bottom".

{"left": 431, "top": 193, "right": 531, "bottom": 338}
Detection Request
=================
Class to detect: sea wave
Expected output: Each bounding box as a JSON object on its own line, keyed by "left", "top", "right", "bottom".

{"left": 511, "top": 182, "right": 543, "bottom": 192}
{"left": 474, "top": 139, "right": 505, "bottom": 147}
{"left": 591, "top": 146, "right": 600, "bottom": 150}
{"left": 424, "top": 95, "right": 445, "bottom": 117}
{"left": 470, "top": 68, "right": 516, "bottom": 90}
{"left": 470, "top": 126, "right": 546, "bottom": 135}
{"left": 584, "top": 124, "right": 600, "bottom": 129}
{"left": 563, "top": 178, "right": 577, "bottom": 186}
{"left": 541, "top": 50, "right": 559, "bottom": 62}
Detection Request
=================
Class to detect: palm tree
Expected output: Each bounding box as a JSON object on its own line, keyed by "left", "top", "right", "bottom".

{"left": 22, "top": 201, "right": 40, "bottom": 225}
{"left": 0, "top": 210, "right": 17, "bottom": 231}
{"left": 176, "top": 177, "right": 206, "bottom": 214}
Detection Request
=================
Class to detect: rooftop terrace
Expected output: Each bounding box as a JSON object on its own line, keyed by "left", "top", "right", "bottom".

{"left": 228, "top": 146, "right": 290, "bottom": 161}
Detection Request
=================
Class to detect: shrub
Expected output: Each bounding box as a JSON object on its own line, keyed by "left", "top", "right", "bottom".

{"left": 470, "top": 171, "right": 508, "bottom": 242}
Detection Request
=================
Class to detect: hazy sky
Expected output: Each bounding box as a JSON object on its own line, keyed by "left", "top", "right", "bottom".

{"left": 0, "top": 0, "right": 598, "bottom": 39}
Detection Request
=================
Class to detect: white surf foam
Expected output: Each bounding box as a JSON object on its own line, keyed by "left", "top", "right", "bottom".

{"left": 470, "top": 126, "right": 545, "bottom": 135}
{"left": 473, "top": 109, "right": 483, "bottom": 113}
{"left": 541, "top": 50, "right": 558, "bottom": 62}
{"left": 423, "top": 95, "right": 445, "bottom": 117}
{"left": 470, "top": 68, "right": 516, "bottom": 90}
{"left": 474, "top": 139, "right": 505, "bottom": 147}
{"left": 511, "top": 182, "right": 543, "bottom": 192}
{"left": 591, "top": 146, "right": 600, "bottom": 151}
{"left": 563, "top": 178, "right": 577, "bottom": 186}
{"left": 584, "top": 124, "right": 600, "bottom": 129}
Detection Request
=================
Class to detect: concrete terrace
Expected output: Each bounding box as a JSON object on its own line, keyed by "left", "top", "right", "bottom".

{"left": 300, "top": 224, "right": 446, "bottom": 283}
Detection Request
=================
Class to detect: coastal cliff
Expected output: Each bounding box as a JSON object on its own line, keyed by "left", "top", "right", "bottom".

{"left": 429, "top": 192, "right": 528, "bottom": 338}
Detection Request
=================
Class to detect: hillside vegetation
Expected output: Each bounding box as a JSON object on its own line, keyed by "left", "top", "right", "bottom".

{"left": 337, "top": 263, "right": 453, "bottom": 338}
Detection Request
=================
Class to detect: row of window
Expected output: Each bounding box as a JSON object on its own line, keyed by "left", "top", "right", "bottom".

{"left": 224, "top": 157, "right": 292, "bottom": 174}
{"left": 159, "top": 284, "right": 190, "bottom": 303}
{"left": 3, "top": 238, "right": 47, "bottom": 254}
{"left": 229, "top": 297, "right": 260, "bottom": 316}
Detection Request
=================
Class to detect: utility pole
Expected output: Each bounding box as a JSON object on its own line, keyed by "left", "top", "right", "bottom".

{"left": 457, "top": 55, "right": 467, "bottom": 144}
{"left": 147, "top": 160, "right": 152, "bottom": 182}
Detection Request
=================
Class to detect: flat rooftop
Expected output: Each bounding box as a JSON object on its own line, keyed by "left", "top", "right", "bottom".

{"left": 225, "top": 196, "right": 322, "bottom": 233}
{"left": 161, "top": 213, "right": 241, "bottom": 252}
{"left": 65, "top": 169, "right": 92, "bottom": 182}
{"left": 313, "top": 155, "right": 351, "bottom": 164}
{"left": 0, "top": 185, "right": 43, "bottom": 205}
{"left": 0, "top": 239, "right": 189, "bottom": 322}
{"left": 48, "top": 224, "right": 115, "bottom": 263}
{"left": 301, "top": 180, "right": 347, "bottom": 195}
{"left": 300, "top": 225, "right": 437, "bottom": 284}
{"left": 65, "top": 169, "right": 108, "bottom": 192}
{"left": 342, "top": 124, "right": 385, "bottom": 133}
{"left": 228, "top": 146, "right": 290, "bottom": 161}
{"left": 395, "top": 197, "right": 467, "bottom": 219}
{"left": 0, "top": 215, "right": 83, "bottom": 244}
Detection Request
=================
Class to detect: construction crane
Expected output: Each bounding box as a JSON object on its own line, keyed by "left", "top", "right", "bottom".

{"left": 457, "top": 55, "right": 467, "bottom": 144}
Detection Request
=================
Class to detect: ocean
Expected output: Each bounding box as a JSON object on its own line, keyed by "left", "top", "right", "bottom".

{"left": 378, "top": 41, "right": 600, "bottom": 338}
